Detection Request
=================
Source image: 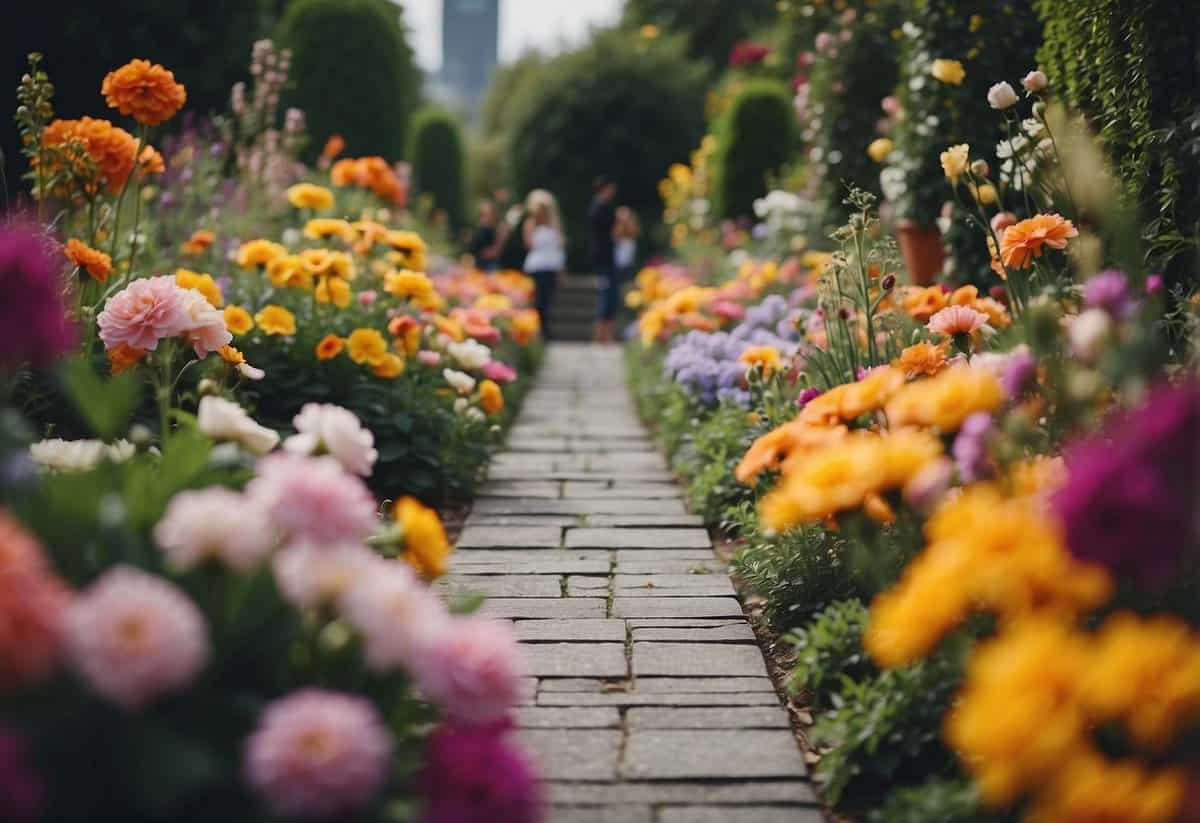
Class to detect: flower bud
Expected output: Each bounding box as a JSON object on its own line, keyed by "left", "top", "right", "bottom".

{"left": 987, "top": 81, "right": 1019, "bottom": 110}
{"left": 970, "top": 159, "right": 990, "bottom": 178}
{"left": 1032, "top": 101, "right": 1047, "bottom": 119}
{"left": 881, "top": 274, "right": 896, "bottom": 291}
{"left": 1022, "top": 70, "right": 1048, "bottom": 93}
{"left": 129, "top": 424, "right": 155, "bottom": 451}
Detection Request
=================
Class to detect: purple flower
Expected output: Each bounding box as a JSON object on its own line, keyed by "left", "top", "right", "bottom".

{"left": 0, "top": 225, "right": 76, "bottom": 367}
{"left": 797, "top": 387, "right": 822, "bottom": 408}
{"left": 952, "top": 412, "right": 994, "bottom": 483}
{"left": 0, "top": 728, "right": 43, "bottom": 823}
{"left": 1082, "top": 269, "right": 1136, "bottom": 318}
{"left": 417, "top": 722, "right": 543, "bottom": 823}
{"left": 1146, "top": 273, "right": 1164, "bottom": 295}
{"left": 1001, "top": 348, "right": 1037, "bottom": 398}
{"left": 1052, "top": 381, "right": 1200, "bottom": 586}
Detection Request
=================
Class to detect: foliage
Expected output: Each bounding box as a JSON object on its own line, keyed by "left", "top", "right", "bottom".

{"left": 508, "top": 29, "right": 707, "bottom": 267}
{"left": 278, "top": 0, "right": 420, "bottom": 162}
{"left": 621, "top": 0, "right": 778, "bottom": 74}
{"left": 812, "top": 649, "right": 964, "bottom": 805}
{"left": 670, "top": 401, "right": 756, "bottom": 522}
{"left": 712, "top": 79, "right": 797, "bottom": 220}
{"left": 470, "top": 53, "right": 549, "bottom": 201}
{"left": 408, "top": 106, "right": 468, "bottom": 231}
{"left": 786, "top": 598, "right": 874, "bottom": 706}
{"left": 1035, "top": 0, "right": 1200, "bottom": 288}
{"left": 868, "top": 778, "right": 999, "bottom": 823}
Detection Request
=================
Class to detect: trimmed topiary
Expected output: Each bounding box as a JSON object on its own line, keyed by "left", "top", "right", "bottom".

{"left": 278, "top": 0, "right": 420, "bottom": 163}
{"left": 407, "top": 106, "right": 468, "bottom": 231}
{"left": 712, "top": 79, "right": 797, "bottom": 220}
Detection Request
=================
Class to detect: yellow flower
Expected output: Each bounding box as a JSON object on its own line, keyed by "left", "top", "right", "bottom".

{"left": 940, "top": 143, "right": 970, "bottom": 183}
{"left": 885, "top": 365, "right": 1004, "bottom": 431}
{"left": 175, "top": 268, "right": 223, "bottom": 307}
{"left": 474, "top": 293, "right": 511, "bottom": 312}
{"left": 315, "top": 276, "right": 352, "bottom": 308}
{"left": 867, "top": 138, "right": 894, "bottom": 163}
{"left": 217, "top": 345, "right": 245, "bottom": 365}
{"left": 930, "top": 58, "right": 966, "bottom": 85}
{"left": 837, "top": 365, "right": 906, "bottom": 420}
{"left": 895, "top": 341, "right": 948, "bottom": 378}
{"left": 384, "top": 269, "right": 436, "bottom": 301}
{"left": 286, "top": 182, "right": 334, "bottom": 210}
{"left": 346, "top": 328, "right": 388, "bottom": 366}
{"left": 735, "top": 420, "right": 849, "bottom": 483}
{"left": 479, "top": 379, "right": 504, "bottom": 415}
{"left": 972, "top": 182, "right": 998, "bottom": 205}
{"left": 639, "top": 23, "right": 660, "bottom": 39}
{"left": 1026, "top": 751, "right": 1185, "bottom": 823}
{"left": 303, "top": 218, "right": 356, "bottom": 243}
{"left": 223, "top": 305, "right": 254, "bottom": 335}
{"left": 266, "top": 255, "right": 312, "bottom": 290}
{"left": 738, "top": 345, "right": 782, "bottom": 375}
{"left": 254, "top": 305, "right": 296, "bottom": 336}
{"left": 395, "top": 496, "right": 451, "bottom": 579}
{"left": 315, "top": 334, "right": 345, "bottom": 360}
{"left": 372, "top": 352, "right": 405, "bottom": 378}
{"left": 236, "top": 239, "right": 286, "bottom": 269}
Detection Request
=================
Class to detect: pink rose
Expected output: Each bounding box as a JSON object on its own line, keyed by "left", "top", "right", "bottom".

{"left": 482, "top": 360, "right": 517, "bottom": 383}
{"left": 97, "top": 275, "right": 191, "bottom": 351}
{"left": 179, "top": 289, "right": 232, "bottom": 357}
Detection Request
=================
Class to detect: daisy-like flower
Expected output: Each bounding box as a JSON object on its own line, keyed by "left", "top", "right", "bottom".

{"left": 196, "top": 396, "right": 279, "bottom": 455}
{"left": 67, "top": 566, "right": 209, "bottom": 709}
{"left": 29, "top": 438, "right": 135, "bottom": 473}
{"left": 928, "top": 305, "right": 990, "bottom": 337}
{"left": 998, "top": 213, "right": 1078, "bottom": 269}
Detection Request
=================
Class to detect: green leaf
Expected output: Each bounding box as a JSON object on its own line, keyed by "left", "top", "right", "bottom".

{"left": 59, "top": 355, "right": 141, "bottom": 439}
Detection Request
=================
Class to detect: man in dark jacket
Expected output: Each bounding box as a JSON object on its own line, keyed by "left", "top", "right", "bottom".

{"left": 588, "top": 176, "right": 618, "bottom": 342}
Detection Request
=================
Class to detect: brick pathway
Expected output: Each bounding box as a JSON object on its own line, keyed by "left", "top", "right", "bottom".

{"left": 453, "top": 344, "right": 823, "bottom": 822}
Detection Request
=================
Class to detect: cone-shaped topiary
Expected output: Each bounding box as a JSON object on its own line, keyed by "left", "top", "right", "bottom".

{"left": 278, "top": 0, "right": 420, "bottom": 163}
{"left": 407, "top": 106, "right": 468, "bottom": 231}
{"left": 712, "top": 79, "right": 797, "bottom": 220}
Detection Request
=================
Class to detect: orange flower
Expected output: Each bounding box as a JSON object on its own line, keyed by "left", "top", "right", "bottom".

{"left": 137, "top": 145, "right": 165, "bottom": 178}
{"left": 479, "top": 379, "right": 504, "bottom": 415}
{"left": 236, "top": 239, "right": 287, "bottom": 269}
{"left": 101, "top": 59, "right": 187, "bottom": 126}
{"left": 217, "top": 345, "right": 245, "bottom": 365}
{"left": 41, "top": 117, "right": 137, "bottom": 194}
{"left": 902, "top": 285, "right": 949, "bottom": 321}
{"left": 999, "top": 214, "right": 1079, "bottom": 269}
{"left": 223, "top": 305, "right": 254, "bottom": 335}
{"left": 372, "top": 353, "right": 405, "bottom": 378}
{"left": 895, "top": 341, "right": 949, "bottom": 378}
{"left": 181, "top": 229, "right": 216, "bottom": 255}
{"left": 107, "top": 342, "right": 145, "bottom": 375}
{"left": 739, "top": 345, "right": 782, "bottom": 375}
{"left": 736, "top": 420, "right": 849, "bottom": 483}
{"left": 315, "top": 334, "right": 345, "bottom": 360}
{"left": 321, "top": 134, "right": 346, "bottom": 162}
{"left": 64, "top": 238, "right": 112, "bottom": 283}
{"left": 175, "top": 269, "right": 223, "bottom": 307}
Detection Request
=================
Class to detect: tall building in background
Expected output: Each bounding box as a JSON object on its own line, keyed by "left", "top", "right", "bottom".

{"left": 439, "top": 0, "right": 499, "bottom": 118}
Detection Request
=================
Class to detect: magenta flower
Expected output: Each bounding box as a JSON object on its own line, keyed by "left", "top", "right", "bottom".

{"left": 0, "top": 729, "right": 43, "bottom": 823}
{"left": 0, "top": 225, "right": 76, "bottom": 367}
{"left": 417, "top": 722, "right": 543, "bottom": 823}
{"left": 1082, "top": 269, "right": 1135, "bottom": 319}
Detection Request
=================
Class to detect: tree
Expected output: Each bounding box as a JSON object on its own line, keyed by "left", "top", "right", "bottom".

{"left": 408, "top": 107, "right": 468, "bottom": 230}
{"left": 712, "top": 80, "right": 797, "bottom": 219}
{"left": 508, "top": 29, "right": 707, "bottom": 267}
{"left": 277, "top": 0, "right": 420, "bottom": 162}
{"left": 469, "top": 53, "right": 549, "bottom": 201}
{"left": 622, "top": 0, "right": 777, "bottom": 74}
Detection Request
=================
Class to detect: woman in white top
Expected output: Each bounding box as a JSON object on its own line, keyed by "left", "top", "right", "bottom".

{"left": 522, "top": 189, "right": 566, "bottom": 340}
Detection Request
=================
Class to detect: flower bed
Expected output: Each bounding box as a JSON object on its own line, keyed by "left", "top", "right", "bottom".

{"left": 628, "top": 66, "right": 1200, "bottom": 823}
{"left": 1, "top": 49, "right": 545, "bottom": 821}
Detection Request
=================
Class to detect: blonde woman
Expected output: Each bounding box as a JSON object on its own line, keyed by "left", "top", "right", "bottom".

{"left": 522, "top": 189, "right": 566, "bottom": 339}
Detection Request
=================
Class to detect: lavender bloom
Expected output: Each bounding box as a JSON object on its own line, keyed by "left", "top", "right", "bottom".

{"left": 1001, "top": 347, "right": 1037, "bottom": 398}
{"left": 1083, "top": 269, "right": 1136, "bottom": 319}
{"left": 952, "top": 413, "right": 994, "bottom": 482}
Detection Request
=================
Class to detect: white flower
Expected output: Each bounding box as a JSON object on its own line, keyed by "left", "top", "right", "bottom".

{"left": 465, "top": 407, "right": 485, "bottom": 422}
{"left": 1022, "top": 70, "right": 1048, "bottom": 93}
{"left": 29, "top": 438, "right": 135, "bottom": 473}
{"left": 154, "top": 488, "right": 277, "bottom": 572}
{"left": 1067, "top": 308, "right": 1112, "bottom": 362}
{"left": 987, "top": 82, "right": 1019, "bottom": 110}
{"left": 197, "top": 396, "right": 280, "bottom": 455}
{"left": 340, "top": 564, "right": 450, "bottom": 671}
{"left": 281, "top": 228, "right": 301, "bottom": 246}
{"left": 443, "top": 369, "right": 476, "bottom": 395}
{"left": 238, "top": 362, "right": 266, "bottom": 381}
{"left": 446, "top": 339, "right": 491, "bottom": 371}
{"left": 453, "top": 397, "right": 469, "bottom": 415}
{"left": 284, "top": 403, "right": 377, "bottom": 477}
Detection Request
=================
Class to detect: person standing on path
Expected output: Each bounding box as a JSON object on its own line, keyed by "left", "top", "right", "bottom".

{"left": 588, "top": 176, "right": 618, "bottom": 343}
{"left": 467, "top": 198, "right": 505, "bottom": 271}
{"left": 523, "top": 189, "right": 566, "bottom": 341}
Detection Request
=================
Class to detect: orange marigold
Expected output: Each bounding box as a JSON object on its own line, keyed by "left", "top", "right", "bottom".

{"left": 902, "top": 285, "right": 949, "bottom": 322}
{"left": 41, "top": 117, "right": 137, "bottom": 194}
{"left": 895, "top": 341, "right": 949, "bottom": 378}
{"left": 998, "top": 213, "right": 1079, "bottom": 270}
{"left": 736, "top": 420, "right": 849, "bottom": 484}
{"left": 64, "top": 238, "right": 113, "bottom": 283}
{"left": 101, "top": 59, "right": 187, "bottom": 126}
{"left": 315, "top": 334, "right": 345, "bottom": 360}
{"left": 321, "top": 134, "right": 346, "bottom": 162}
{"left": 479, "top": 379, "right": 504, "bottom": 415}
{"left": 107, "top": 342, "right": 145, "bottom": 375}
{"left": 181, "top": 229, "right": 216, "bottom": 255}
{"left": 137, "top": 145, "right": 165, "bottom": 177}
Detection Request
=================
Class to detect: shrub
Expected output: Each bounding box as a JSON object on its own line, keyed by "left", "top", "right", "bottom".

{"left": 868, "top": 779, "right": 997, "bottom": 823}
{"left": 1035, "top": 0, "right": 1200, "bottom": 287}
{"left": 669, "top": 401, "right": 756, "bottom": 522}
{"left": 408, "top": 107, "right": 468, "bottom": 231}
{"left": 621, "top": 0, "right": 777, "bottom": 74}
{"left": 712, "top": 79, "right": 797, "bottom": 219}
{"left": 509, "top": 30, "right": 707, "bottom": 267}
{"left": 278, "top": 0, "right": 420, "bottom": 162}
{"left": 786, "top": 599, "right": 875, "bottom": 707}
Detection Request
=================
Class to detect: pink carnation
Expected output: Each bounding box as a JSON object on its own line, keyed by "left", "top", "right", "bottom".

{"left": 341, "top": 563, "right": 450, "bottom": 671}
{"left": 248, "top": 453, "right": 378, "bottom": 544}
{"left": 67, "top": 565, "right": 209, "bottom": 709}
{"left": 272, "top": 542, "right": 380, "bottom": 610}
{"left": 927, "top": 305, "right": 989, "bottom": 337}
{"left": 481, "top": 360, "right": 518, "bottom": 384}
{"left": 179, "top": 288, "right": 232, "bottom": 357}
{"left": 414, "top": 617, "right": 524, "bottom": 726}
{"left": 417, "top": 350, "right": 442, "bottom": 367}
{"left": 97, "top": 275, "right": 192, "bottom": 351}
{"left": 244, "top": 688, "right": 393, "bottom": 818}
{"left": 153, "top": 488, "right": 277, "bottom": 572}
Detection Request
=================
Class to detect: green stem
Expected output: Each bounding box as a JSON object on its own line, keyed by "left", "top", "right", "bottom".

{"left": 111, "top": 124, "right": 147, "bottom": 284}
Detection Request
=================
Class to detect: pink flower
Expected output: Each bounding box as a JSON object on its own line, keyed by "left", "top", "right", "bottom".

{"left": 358, "top": 290, "right": 378, "bottom": 306}
{"left": 67, "top": 565, "right": 208, "bottom": 709}
{"left": 272, "top": 542, "right": 380, "bottom": 610}
{"left": 248, "top": 453, "right": 378, "bottom": 544}
{"left": 991, "top": 211, "right": 1018, "bottom": 234}
{"left": 481, "top": 360, "right": 518, "bottom": 384}
{"left": 713, "top": 300, "right": 746, "bottom": 321}
{"left": 179, "top": 289, "right": 232, "bottom": 357}
{"left": 417, "top": 722, "right": 543, "bottom": 823}
{"left": 0, "top": 512, "right": 70, "bottom": 690}
{"left": 283, "top": 403, "right": 377, "bottom": 477}
{"left": 153, "top": 488, "right": 277, "bottom": 572}
{"left": 415, "top": 617, "right": 524, "bottom": 725}
{"left": 417, "top": 350, "right": 441, "bottom": 367}
{"left": 244, "top": 689, "right": 392, "bottom": 818}
{"left": 97, "top": 275, "right": 191, "bottom": 351}
{"left": 881, "top": 95, "right": 900, "bottom": 116}
{"left": 341, "top": 564, "right": 450, "bottom": 671}
{"left": 928, "top": 305, "right": 989, "bottom": 337}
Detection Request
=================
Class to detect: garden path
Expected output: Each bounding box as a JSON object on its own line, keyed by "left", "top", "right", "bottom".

{"left": 453, "top": 343, "right": 824, "bottom": 822}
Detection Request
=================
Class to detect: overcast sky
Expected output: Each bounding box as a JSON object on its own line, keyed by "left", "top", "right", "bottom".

{"left": 398, "top": 0, "right": 624, "bottom": 71}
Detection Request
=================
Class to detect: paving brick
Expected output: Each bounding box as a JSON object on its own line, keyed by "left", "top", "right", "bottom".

{"left": 478, "top": 598, "right": 606, "bottom": 619}
{"left": 514, "top": 619, "right": 626, "bottom": 642}
{"left": 563, "top": 481, "right": 682, "bottom": 499}
{"left": 523, "top": 643, "right": 627, "bottom": 677}
{"left": 584, "top": 514, "right": 706, "bottom": 527}
{"left": 626, "top": 706, "right": 790, "bottom": 729}
{"left": 438, "top": 575, "right": 562, "bottom": 598}
{"left": 566, "top": 528, "right": 711, "bottom": 549}
{"left": 659, "top": 807, "right": 825, "bottom": 823}
{"left": 538, "top": 692, "right": 782, "bottom": 707}
{"left": 621, "top": 730, "right": 806, "bottom": 779}
{"left": 613, "top": 574, "right": 735, "bottom": 597}
{"left": 551, "top": 806, "right": 653, "bottom": 823}
{"left": 632, "top": 643, "right": 768, "bottom": 677}
{"left": 516, "top": 706, "right": 620, "bottom": 728}
{"left": 631, "top": 623, "right": 756, "bottom": 642}
{"left": 455, "top": 525, "right": 563, "bottom": 548}
{"left": 548, "top": 781, "right": 819, "bottom": 806}
{"left": 521, "top": 729, "right": 622, "bottom": 781}
{"left": 611, "top": 598, "right": 744, "bottom": 619}
{"left": 476, "top": 480, "right": 561, "bottom": 498}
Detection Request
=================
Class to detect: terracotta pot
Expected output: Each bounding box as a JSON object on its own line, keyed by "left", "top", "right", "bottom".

{"left": 895, "top": 219, "right": 945, "bottom": 285}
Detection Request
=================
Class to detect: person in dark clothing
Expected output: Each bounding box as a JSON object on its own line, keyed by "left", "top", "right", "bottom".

{"left": 467, "top": 198, "right": 504, "bottom": 271}
{"left": 588, "top": 176, "right": 619, "bottom": 342}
